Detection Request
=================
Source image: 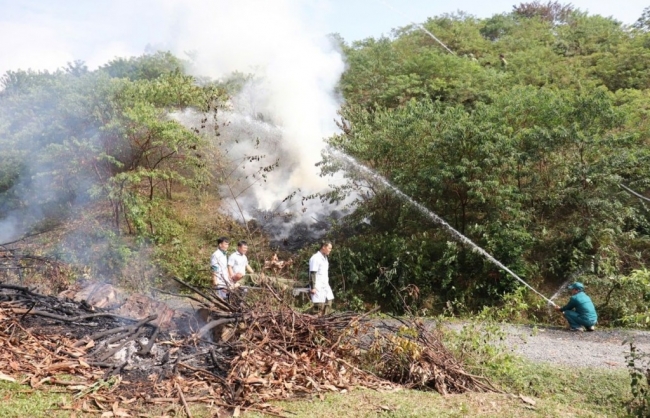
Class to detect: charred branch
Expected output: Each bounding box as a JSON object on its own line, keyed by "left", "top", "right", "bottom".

{"left": 170, "top": 275, "right": 232, "bottom": 311}
{"left": 0, "top": 278, "right": 497, "bottom": 417}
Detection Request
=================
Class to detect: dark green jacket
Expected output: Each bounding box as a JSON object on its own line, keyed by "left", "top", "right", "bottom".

{"left": 561, "top": 291, "right": 598, "bottom": 323}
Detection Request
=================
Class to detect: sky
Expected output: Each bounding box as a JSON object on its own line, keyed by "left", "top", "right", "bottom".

{"left": 0, "top": 0, "right": 647, "bottom": 76}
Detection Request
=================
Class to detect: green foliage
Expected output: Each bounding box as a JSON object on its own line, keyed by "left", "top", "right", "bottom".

{"left": 0, "top": 52, "right": 234, "bottom": 291}
{"left": 0, "top": 156, "right": 24, "bottom": 214}
{"left": 100, "top": 51, "right": 185, "bottom": 81}
{"left": 66, "top": 228, "right": 132, "bottom": 275}
{"left": 326, "top": 85, "right": 641, "bottom": 313}
{"left": 156, "top": 236, "right": 204, "bottom": 285}
{"left": 3, "top": 5, "right": 650, "bottom": 327}
{"left": 512, "top": 1, "right": 576, "bottom": 24}
{"left": 442, "top": 319, "right": 517, "bottom": 378}
{"left": 0, "top": 52, "right": 226, "bottom": 237}
{"left": 327, "top": 7, "right": 650, "bottom": 317}
{"left": 476, "top": 286, "right": 543, "bottom": 324}
{"left": 625, "top": 340, "right": 650, "bottom": 417}
{"left": 595, "top": 269, "right": 650, "bottom": 328}
{"left": 633, "top": 6, "right": 650, "bottom": 32}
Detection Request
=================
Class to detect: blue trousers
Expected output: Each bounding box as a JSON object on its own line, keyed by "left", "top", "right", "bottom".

{"left": 563, "top": 310, "right": 596, "bottom": 329}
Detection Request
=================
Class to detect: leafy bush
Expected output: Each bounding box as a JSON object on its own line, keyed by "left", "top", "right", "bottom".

{"left": 595, "top": 269, "right": 650, "bottom": 328}
{"left": 439, "top": 317, "right": 520, "bottom": 384}
{"left": 625, "top": 340, "right": 650, "bottom": 417}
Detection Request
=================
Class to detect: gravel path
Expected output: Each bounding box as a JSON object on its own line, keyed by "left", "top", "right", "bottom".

{"left": 489, "top": 324, "right": 650, "bottom": 369}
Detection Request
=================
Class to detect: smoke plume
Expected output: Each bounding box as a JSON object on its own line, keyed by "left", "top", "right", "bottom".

{"left": 0, "top": 0, "right": 346, "bottom": 247}
{"left": 164, "top": 0, "right": 347, "bottom": 241}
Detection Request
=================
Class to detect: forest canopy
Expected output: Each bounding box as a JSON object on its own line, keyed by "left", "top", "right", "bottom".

{"left": 324, "top": 2, "right": 650, "bottom": 318}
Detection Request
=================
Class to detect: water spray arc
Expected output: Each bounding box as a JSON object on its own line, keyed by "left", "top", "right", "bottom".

{"left": 330, "top": 148, "right": 558, "bottom": 307}
{"left": 377, "top": 0, "right": 455, "bottom": 55}
{"left": 620, "top": 183, "right": 650, "bottom": 203}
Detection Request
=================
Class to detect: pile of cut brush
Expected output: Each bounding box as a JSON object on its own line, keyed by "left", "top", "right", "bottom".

{"left": 0, "top": 279, "right": 497, "bottom": 416}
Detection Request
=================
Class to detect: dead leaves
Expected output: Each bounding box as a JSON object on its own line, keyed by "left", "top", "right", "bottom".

{"left": 0, "top": 315, "right": 101, "bottom": 390}
{"left": 219, "top": 307, "right": 394, "bottom": 407}
{"left": 101, "top": 401, "right": 131, "bottom": 417}
{"left": 0, "top": 284, "right": 497, "bottom": 418}
{"left": 59, "top": 396, "right": 135, "bottom": 417}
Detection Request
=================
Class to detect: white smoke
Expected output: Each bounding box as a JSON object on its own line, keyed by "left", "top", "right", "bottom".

{"left": 0, "top": 0, "right": 346, "bottom": 245}
{"left": 0, "top": 214, "right": 19, "bottom": 245}
{"left": 163, "top": 0, "right": 347, "bottom": 232}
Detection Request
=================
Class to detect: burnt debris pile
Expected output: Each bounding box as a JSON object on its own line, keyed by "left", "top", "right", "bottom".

{"left": 0, "top": 279, "right": 496, "bottom": 415}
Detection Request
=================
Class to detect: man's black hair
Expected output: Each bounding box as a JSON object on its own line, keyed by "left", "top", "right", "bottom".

{"left": 237, "top": 240, "right": 248, "bottom": 247}
{"left": 217, "top": 237, "right": 230, "bottom": 245}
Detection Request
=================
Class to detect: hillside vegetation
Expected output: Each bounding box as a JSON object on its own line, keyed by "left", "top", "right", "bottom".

{"left": 324, "top": 3, "right": 650, "bottom": 325}
{"left": 0, "top": 52, "right": 258, "bottom": 292}
{"left": 1, "top": 3, "right": 650, "bottom": 328}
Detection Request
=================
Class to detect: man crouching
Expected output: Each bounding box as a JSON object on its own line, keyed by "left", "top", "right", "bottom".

{"left": 555, "top": 282, "right": 598, "bottom": 332}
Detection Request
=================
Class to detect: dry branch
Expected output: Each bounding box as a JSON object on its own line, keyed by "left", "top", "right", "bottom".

{"left": 0, "top": 278, "right": 497, "bottom": 417}
{"left": 175, "top": 382, "right": 193, "bottom": 418}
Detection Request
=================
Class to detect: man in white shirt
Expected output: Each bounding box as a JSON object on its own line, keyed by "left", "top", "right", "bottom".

{"left": 210, "top": 237, "right": 231, "bottom": 299}
{"left": 228, "top": 241, "right": 255, "bottom": 284}
{"left": 309, "top": 241, "right": 334, "bottom": 316}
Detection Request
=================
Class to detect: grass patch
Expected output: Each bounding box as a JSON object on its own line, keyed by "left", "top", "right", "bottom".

{"left": 438, "top": 319, "right": 630, "bottom": 416}
{"left": 0, "top": 381, "right": 217, "bottom": 418}
{"left": 497, "top": 361, "right": 627, "bottom": 400}
{"left": 246, "top": 361, "right": 628, "bottom": 417}
{"left": 490, "top": 360, "right": 629, "bottom": 416}
{"left": 0, "top": 360, "right": 630, "bottom": 417}
{"left": 0, "top": 381, "right": 75, "bottom": 418}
